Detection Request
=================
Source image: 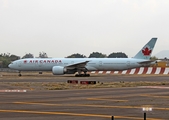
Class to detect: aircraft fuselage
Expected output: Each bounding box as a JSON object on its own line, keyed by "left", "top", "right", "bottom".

{"left": 9, "top": 58, "right": 147, "bottom": 71}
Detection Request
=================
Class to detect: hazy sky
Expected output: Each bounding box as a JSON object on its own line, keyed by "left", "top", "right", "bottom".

{"left": 1, "top": 0, "right": 169, "bottom": 58}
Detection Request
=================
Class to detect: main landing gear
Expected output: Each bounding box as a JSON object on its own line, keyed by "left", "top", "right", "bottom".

{"left": 75, "top": 70, "right": 90, "bottom": 77}
{"left": 75, "top": 74, "right": 90, "bottom": 77}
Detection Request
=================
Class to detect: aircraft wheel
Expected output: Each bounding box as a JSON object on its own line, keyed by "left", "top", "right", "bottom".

{"left": 18, "top": 74, "right": 22, "bottom": 77}
{"left": 39, "top": 72, "right": 43, "bottom": 74}
{"left": 75, "top": 74, "right": 80, "bottom": 77}
{"left": 87, "top": 74, "right": 90, "bottom": 77}
{"left": 85, "top": 74, "right": 90, "bottom": 77}
{"left": 80, "top": 74, "right": 84, "bottom": 77}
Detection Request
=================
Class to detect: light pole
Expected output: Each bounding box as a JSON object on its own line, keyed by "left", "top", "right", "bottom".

{"left": 142, "top": 107, "right": 152, "bottom": 120}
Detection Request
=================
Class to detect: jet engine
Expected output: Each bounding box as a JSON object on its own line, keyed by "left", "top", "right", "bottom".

{"left": 52, "top": 66, "right": 67, "bottom": 75}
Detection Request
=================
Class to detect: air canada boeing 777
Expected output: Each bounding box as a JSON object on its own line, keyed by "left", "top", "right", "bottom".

{"left": 9, "top": 38, "right": 157, "bottom": 77}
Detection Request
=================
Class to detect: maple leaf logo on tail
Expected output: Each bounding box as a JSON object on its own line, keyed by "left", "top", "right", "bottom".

{"left": 142, "top": 47, "right": 152, "bottom": 56}
{"left": 134, "top": 38, "right": 157, "bottom": 59}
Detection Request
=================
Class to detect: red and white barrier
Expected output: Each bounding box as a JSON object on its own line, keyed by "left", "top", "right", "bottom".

{"left": 89, "top": 67, "right": 169, "bottom": 75}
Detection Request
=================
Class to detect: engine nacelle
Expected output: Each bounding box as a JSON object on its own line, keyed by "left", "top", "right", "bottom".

{"left": 52, "top": 66, "right": 67, "bottom": 75}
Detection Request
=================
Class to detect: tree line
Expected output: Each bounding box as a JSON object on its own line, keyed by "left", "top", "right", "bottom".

{"left": 66, "top": 52, "right": 128, "bottom": 58}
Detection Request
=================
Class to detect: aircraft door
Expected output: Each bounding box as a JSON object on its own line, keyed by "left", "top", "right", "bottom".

{"left": 126, "top": 61, "right": 130, "bottom": 67}
{"left": 35, "top": 60, "right": 43, "bottom": 70}
{"left": 38, "top": 61, "right": 43, "bottom": 68}
{"left": 18, "top": 61, "right": 21, "bottom": 67}
{"left": 38, "top": 61, "right": 43, "bottom": 70}
{"left": 99, "top": 61, "right": 102, "bottom": 67}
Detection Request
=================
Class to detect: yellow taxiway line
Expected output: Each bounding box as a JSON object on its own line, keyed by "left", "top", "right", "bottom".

{"left": 14, "top": 102, "right": 169, "bottom": 111}
{"left": 87, "top": 98, "right": 128, "bottom": 102}
{"left": 0, "top": 109, "right": 164, "bottom": 120}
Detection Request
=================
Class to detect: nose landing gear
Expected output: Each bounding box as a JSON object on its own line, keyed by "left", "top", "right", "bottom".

{"left": 18, "top": 71, "right": 22, "bottom": 76}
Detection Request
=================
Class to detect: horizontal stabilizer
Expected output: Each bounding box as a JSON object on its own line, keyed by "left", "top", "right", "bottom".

{"left": 138, "top": 60, "right": 154, "bottom": 64}
{"left": 137, "top": 61, "right": 157, "bottom": 66}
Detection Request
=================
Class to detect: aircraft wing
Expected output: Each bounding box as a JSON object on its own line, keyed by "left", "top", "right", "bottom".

{"left": 66, "top": 61, "right": 90, "bottom": 69}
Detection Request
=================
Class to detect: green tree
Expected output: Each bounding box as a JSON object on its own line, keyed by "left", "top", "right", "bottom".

{"left": 0, "top": 53, "right": 20, "bottom": 68}
{"left": 107, "top": 52, "right": 128, "bottom": 58}
{"left": 9, "top": 54, "right": 20, "bottom": 61}
{"left": 150, "top": 56, "right": 158, "bottom": 61}
{"left": 66, "top": 53, "right": 86, "bottom": 58}
{"left": 22, "top": 53, "right": 34, "bottom": 58}
{"left": 88, "top": 52, "right": 107, "bottom": 58}
{"left": 39, "top": 52, "right": 48, "bottom": 58}
{"left": 2, "top": 59, "right": 10, "bottom": 68}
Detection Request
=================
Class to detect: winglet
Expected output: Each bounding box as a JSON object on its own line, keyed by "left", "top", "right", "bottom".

{"left": 134, "top": 38, "right": 157, "bottom": 60}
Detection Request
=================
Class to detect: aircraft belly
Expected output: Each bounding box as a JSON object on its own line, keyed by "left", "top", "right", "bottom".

{"left": 86, "top": 66, "right": 98, "bottom": 71}
{"left": 97, "top": 64, "right": 137, "bottom": 71}
{"left": 107, "top": 66, "right": 127, "bottom": 71}
{"left": 87, "top": 64, "right": 127, "bottom": 71}
{"left": 35, "top": 65, "right": 52, "bottom": 71}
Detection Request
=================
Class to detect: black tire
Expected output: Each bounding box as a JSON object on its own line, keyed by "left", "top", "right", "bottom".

{"left": 79, "top": 74, "right": 83, "bottom": 77}
{"left": 39, "top": 72, "right": 43, "bottom": 74}
{"left": 86, "top": 74, "right": 90, "bottom": 77}
{"left": 75, "top": 74, "right": 79, "bottom": 77}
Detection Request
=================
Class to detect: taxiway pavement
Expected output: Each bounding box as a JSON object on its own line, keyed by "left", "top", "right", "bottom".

{"left": 0, "top": 75, "right": 169, "bottom": 120}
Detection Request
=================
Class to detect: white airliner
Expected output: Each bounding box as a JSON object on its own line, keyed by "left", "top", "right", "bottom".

{"left": 9, "top": 38, "right": 157, "bottom": 77}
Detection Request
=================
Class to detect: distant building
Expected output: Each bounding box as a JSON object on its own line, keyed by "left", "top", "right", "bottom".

{"left": 151, "top": 58, "right": 169, "bottom": 67}
{"left": 158, "top": 58, "right": 169, "bottom": 67}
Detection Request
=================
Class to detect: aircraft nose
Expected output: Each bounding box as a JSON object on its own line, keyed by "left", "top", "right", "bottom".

{"left": 8, "top": 64, "right": 11, "bottom": 68}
